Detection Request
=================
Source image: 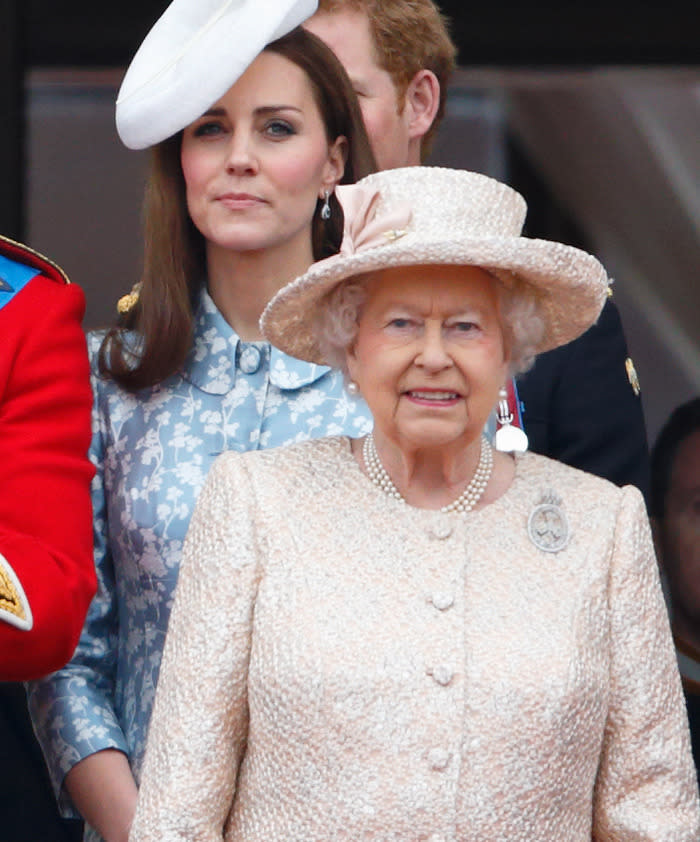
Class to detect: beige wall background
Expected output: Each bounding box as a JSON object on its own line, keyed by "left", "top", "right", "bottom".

{"left": 26, "top": 67, "right": 700, "bottom": 446}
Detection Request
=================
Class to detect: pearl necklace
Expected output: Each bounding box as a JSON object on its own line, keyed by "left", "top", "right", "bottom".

{"left": 362, "top": 433, "right": 494, "bottom": 514}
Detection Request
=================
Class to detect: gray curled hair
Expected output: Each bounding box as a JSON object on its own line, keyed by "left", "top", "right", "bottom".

{"left": 313, "top": 272, "right": 546, "bottom": 378}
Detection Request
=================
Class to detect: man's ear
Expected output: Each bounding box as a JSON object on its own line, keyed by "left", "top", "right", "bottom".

{"left": 404, "top": 69, "right": 440, "bottom": 144}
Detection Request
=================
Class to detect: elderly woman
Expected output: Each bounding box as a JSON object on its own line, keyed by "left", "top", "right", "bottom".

{"left": 129, "top": 167, "right": 700, "bottom": 841}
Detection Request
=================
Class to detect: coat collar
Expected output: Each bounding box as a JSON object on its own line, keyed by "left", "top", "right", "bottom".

{"left": 0, "top": 234, "right": 69, "bottom": 285}
{"left": 182, "top": 288, "right": 331, "bottom": 395}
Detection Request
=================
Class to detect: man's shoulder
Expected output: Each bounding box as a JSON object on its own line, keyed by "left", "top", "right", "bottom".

{"left": 519, "top": 299, "right": 628, "bottom": 392}
{"left": 0, "top": 236, "right": 71, "bottom": 316}
{"left": 515, "top": 297, "right": 649, "bottom": 495}
{"left": 0, "top": 235, "right": 69, "bottom": 284}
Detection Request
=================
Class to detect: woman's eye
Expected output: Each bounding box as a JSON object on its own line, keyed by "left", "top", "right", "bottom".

{"left": 452, "top": 321, "right": 478, "bottom": 333}
{"left": 192, "top": 121, "right": 224, "bottom": 138}
{"left": 388, "top": 318, "right": 412, "bottom": 329}
{"left": 265, "top": 120, "right": 295, "bottom": 138}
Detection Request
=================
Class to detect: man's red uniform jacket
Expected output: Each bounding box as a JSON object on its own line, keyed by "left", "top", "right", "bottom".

{"left": 0, "top": 235, "right": 95, "bottom": 680}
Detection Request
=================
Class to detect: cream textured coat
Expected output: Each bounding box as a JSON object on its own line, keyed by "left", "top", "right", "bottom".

{"left": 130, "top": 437, "right": 700, "bottom": 841}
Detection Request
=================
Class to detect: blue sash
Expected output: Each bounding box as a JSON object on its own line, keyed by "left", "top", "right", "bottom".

{"left": 0, "top": 254, "right": 41, "bottom": 312}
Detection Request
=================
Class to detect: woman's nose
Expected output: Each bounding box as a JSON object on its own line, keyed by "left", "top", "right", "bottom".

{"left": 225, "top": 130, "right": 258, "bottom": 175}
{"left": 416, "top": 326, "right": 452, "bottom": 370}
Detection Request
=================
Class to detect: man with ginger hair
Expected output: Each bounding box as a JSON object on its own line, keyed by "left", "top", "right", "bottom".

{"left": 307, "top": 0, "right": 455, "bottom": 170}
{"left": 305, "top": 0, "right": 650, "bottom": 494}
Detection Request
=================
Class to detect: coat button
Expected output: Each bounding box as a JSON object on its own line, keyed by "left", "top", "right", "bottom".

{"left": 238, "top": 344, "right": 262, "bottom": 374}
{"left": 430, "top": 590, "right": 454, "bottom": 611}
{"left": 428, "top": 665, "right": 454, "bottom": 686}
{"left": 428, "top": 520, "right": 453, "bottom": 540}
{"left": 427, "top": 748, "right": 451, "bottom": 771}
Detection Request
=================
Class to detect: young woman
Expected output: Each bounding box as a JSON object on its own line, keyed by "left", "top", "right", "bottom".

{"left": 28, "top": 24, "right": 376, "bottom": 842}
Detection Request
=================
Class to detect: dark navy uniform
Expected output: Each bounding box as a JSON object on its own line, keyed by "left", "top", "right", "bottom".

{"left": 517, "top": 298, "right": 650, "bottom": 501}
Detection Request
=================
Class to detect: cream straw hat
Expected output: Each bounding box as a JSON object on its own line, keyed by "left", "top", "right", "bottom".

{"left": 116, "top": 0, "right": 318, "bottom": 150}
{"left": 261, "top": 167, "right": 610, "bottom": 364}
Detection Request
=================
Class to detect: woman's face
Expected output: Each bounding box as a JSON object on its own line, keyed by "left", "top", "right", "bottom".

{"left": 180, "top": 50, "right": 346, "bottom": 260}
{"left": 346, "top": 264, "right": 509, "bottom": 452}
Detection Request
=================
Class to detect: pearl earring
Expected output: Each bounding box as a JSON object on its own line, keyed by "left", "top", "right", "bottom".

{"left": 346, "top": 380, "right": 359, "bottom": 396}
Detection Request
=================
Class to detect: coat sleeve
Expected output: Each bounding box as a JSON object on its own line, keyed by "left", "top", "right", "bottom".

{"left": 0, "top": 275, "right": 95, "bottom": 681}
{"left": 27, "top": 336, "right": 130, "bottom": 815}
{"left": 517, "top": 300, "right": 651, "bottom": 502}
{"left": 129, "top": 453, "right": 261, "bottom": 842}
{"left": 593, "top": 485, "right": 700, "bottom": 839}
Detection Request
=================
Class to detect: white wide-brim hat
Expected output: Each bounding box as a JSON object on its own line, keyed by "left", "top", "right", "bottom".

{"left": 261, "top": 167, "right": 610, "bottom": 364}
{"left": 116, "top": 0, "right": 318, "bottom": 150}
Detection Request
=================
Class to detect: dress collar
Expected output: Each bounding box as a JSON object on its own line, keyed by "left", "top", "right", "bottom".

{"left": 182, "top": 287, "right": 331, "bottom": 395}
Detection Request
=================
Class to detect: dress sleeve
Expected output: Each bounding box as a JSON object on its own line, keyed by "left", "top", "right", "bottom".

{"left": 593, "top": 485, "right": 700, "bottom": 838}
{"left": 0, "top": 277, "right": 95, "bottom": 680}
{"left": 129, "top": 453, "right": 260, "bottom": 842}
{"left": 27, "top": 334, "right": 129, "bottom": 816}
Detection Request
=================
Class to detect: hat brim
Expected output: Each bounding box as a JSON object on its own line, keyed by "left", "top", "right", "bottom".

{"left": 261, "top": 235, "right": 609, "bottom": 365}
{"left": 116, "top": 0, "right": 318, "bottom": 150}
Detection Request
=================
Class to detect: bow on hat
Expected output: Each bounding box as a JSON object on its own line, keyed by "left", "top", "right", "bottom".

{"left": 261, "top": 167, "right": 611, "bottom": 366}
{"left": 333, "top": 184, "right": 413, "bottom": 260}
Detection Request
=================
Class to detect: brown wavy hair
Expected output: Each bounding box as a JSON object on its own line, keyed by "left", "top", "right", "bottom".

{"left": 317, "top": 0, "right": 457, "bottom": 158}
{"left": 100, "top": 26, "right": 376, "bottom": 391}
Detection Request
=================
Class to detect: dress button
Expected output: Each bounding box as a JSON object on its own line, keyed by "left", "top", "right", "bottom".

{"left": 428, "top": 520, "right": 453, "bottom": 540}
{"left": 238, "top": 344, "right": 262, "bottom": 374}
{"left": 427, "top": 748, "right": 451, "bottom": 771}
{"left": 430, "top": 590, "right": 454, "bottom": 611}
{"left": 428, "top": 665, "right": 454, "bottom": 686}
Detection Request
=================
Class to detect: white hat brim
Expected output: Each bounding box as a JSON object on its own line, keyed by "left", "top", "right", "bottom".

{"left": 261, "top": 235, "right": 609, "bottom": 365}
{"left": 116, "top": 0, "right": 318, "bottom": 149}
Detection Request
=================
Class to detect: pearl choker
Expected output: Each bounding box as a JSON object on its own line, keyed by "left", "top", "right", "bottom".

{"left": 362, "top": 433, "right": 494, "bottom": 514}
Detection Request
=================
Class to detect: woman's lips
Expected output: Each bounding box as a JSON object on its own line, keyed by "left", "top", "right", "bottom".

{"left": 217, "top": 193, "right": 266, "bottom": 210}
{"left": 405, "top": 389, "right": 461, "bottom": 404}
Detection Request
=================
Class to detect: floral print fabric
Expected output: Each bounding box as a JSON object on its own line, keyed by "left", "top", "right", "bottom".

{"left": 28, "top": 289, "right": 372, "bottom": 841}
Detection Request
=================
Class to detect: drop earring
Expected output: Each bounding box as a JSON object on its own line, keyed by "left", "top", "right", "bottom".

{"left": 493, "top": 383, "right": 528, "bottom": 453}
{"left": 346, "top": 380, "right": 359, "bottom": 396}
{"left": 321, "top": 189, "right": 332, "bottom": 220}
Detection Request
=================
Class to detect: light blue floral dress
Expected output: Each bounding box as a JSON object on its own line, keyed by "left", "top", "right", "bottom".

{"left": 28, "top": 289, "right": 372, "bottom": 841}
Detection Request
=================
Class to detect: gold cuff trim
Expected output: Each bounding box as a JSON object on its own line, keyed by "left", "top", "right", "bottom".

{"left": 0, "top": 552, "right": 33, "bottom": 632}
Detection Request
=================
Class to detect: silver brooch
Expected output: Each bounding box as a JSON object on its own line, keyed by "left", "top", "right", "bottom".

{"left": 527, "top": 489, "right": 570, "bottom": 553}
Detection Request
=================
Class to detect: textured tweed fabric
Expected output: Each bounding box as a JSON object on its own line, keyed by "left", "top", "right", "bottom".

{"left": 131, "top": 437, "right": 700, "bottom": 841}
